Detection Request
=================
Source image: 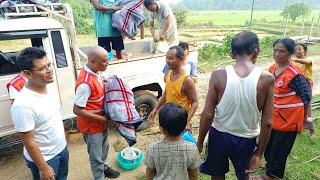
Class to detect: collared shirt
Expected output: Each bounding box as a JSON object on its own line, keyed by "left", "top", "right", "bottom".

{"left": 74, "top": 65, "right": 106, "bottom": 107}
{"left": 148, "top": 1, "right": 177, "bottom": 36}
{"left": 288, "top": 74, "right": 311, "bottom": 105}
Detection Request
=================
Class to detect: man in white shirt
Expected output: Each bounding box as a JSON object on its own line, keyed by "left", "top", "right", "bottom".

{"left": 11, "top": 47, "right": 68, "bottom": 180}
{"left": 144, "top": 0, "right": 179, "bottom": 46}
{"left": 197, "top": 32, "right": 274, "bottom": 180}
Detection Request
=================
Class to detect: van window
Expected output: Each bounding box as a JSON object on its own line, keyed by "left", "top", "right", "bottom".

{"left": 51, "top": 31, "right": 68, "bottom": 68}
{"left": 0, "top": 37, "right": 43, "bottom": 76}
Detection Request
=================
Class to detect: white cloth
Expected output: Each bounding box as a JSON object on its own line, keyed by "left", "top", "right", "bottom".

{"left": 8, "top": 85, "right": 19, "bottom": 99}
{"left": 11, "top": 87, "right": 66, "bottom": 161}
{"left": 148, "top": 1, "right": 177, "bottom": 37}
{"left": 74, "top": 65, "right": 106, "bottom": 108}
{"left": 212, "top": 65, "right": 262, "bottom": 138}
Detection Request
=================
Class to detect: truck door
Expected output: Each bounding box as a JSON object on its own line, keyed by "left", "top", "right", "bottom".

{"left": 47, "top": 30, "right": 76, "bottom": 120}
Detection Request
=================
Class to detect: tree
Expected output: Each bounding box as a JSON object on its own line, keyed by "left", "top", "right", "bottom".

{"left": 172, "top": 7, "right": 189, "bottom": 28}
{"left": 281, "top": 3, "right": 311, "bottom": 22}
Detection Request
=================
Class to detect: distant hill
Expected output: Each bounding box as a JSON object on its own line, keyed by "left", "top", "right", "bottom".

{"left": 176, "top": 0, "right": 320, "bottom": 10}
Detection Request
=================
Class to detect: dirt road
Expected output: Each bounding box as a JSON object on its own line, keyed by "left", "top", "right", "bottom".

{"left": 0, "top": 55, "right": 319, "bottom": 180}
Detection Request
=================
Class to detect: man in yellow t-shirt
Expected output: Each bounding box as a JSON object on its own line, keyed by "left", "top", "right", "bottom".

{"left": 293, "top": 43, "right": 315, "bottom": 139}
{"left": 149, "top": 46, "right": 198, "bottom": 130}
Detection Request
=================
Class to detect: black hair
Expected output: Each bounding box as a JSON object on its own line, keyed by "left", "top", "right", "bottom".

{"left": 231, "top": 31, "right": 259, "bottom": 56}
{"left": 178, "top": 42, "right": 189, "bottom": 51}
{"left": 16, "top": 47, "right": 47, "bottom": 71}
{"left": 295, "top": 43, "right": 308, "bottom": 55}
{"left": 273, "top": 38, "right": 295, "bottom": 55}
{"left": 159, "top": 103, "right": 188, "bottom": 137}
{"left": 169, "top": 46, "right": 184, "bottom": 60}
{"left": 144, "top": 0, "right": 155, "bottom": 8}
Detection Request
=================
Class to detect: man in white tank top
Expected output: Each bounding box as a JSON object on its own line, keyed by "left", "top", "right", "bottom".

{"left": 197, "top": 31, "right": 275, "bottom": 180}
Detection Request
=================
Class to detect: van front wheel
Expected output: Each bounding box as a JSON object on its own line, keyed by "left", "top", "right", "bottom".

{"left": 134, "top": 91, "right": 158, "bottom": 131}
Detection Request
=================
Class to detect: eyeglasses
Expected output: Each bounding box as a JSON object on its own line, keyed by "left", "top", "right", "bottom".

{"left": 31, "top": 62, "right": 53, "bottom": 73}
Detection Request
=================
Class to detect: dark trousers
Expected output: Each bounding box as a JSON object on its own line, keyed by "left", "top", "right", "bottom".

{"left": 264, "top": 129, "right": 297, "bottom": 179}
{"left": 25, "top": 146, "right": 69, "bottom": 180}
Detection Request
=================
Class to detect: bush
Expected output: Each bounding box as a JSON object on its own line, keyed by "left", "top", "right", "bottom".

{"left": 64, "top": 0, "right": 94, "bottom": 34}
{"left": 199, "top": 34, "right": 279, "bottom": 62}
{"left": 172, "top": 7, "right": 189, "bottom": 28}
{"left": 198, "top": 33, "right": 233, "bottom": 62}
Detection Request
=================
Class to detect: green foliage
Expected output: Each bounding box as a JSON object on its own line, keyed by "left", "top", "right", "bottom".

{"left": 198, "top": 33, "right": 233, "bottom": 62}
{"left": 199, "top": 35, "right": 279, "bottom": 62}
{"left": 64, "top": 0, "right": 94, "bottom": 34}
{"left": 281, "top": 3, "right": 311, "bottom": 22}
{"left": 259, "top": 36, "right": 278, "bottom": 55}
{"left": 172, "top": 7, "right": 189, "bottom": 28}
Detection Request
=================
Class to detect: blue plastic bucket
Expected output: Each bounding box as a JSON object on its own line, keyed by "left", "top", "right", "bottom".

{"left": 181, "top": 130, "right": 197, "bottom": 144}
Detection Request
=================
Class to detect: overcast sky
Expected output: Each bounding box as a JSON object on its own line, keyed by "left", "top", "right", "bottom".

{"left": 162, "top": 0, "right": 181, "bottom": 5}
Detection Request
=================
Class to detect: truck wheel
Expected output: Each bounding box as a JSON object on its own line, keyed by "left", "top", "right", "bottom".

{"left": 134, "top": 91, "right": 158, "bottom": 131}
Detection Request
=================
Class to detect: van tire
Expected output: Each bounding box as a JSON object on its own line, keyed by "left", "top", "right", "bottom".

{"left": 134, "top": 91, "right": 158, "bottom": 131}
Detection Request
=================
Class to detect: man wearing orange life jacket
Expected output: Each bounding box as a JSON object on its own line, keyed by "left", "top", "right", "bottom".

{"left": 6, "top": 71, "right": 27, "bottom": 103}
{"left": 73, "top": 46, "right": 120, "bottom": 180}
{"left": 254, "top": 38, "right": 311, "bottom": 180}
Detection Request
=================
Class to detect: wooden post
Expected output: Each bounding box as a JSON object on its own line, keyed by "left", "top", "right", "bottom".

{"left": 140, "top": 22, "right": 145, "bottom": 39}
{"left": 249, "top": 0, "right": 255, "bottom": 31}
{"left": 283, "top": 15, "right": 289, "bottom": 38}
{"left": 315, "top": 13, "right": 320, "bottom": 35}
{"left": 300, "top": 14, "right": 306, "bottom": 36}
{"left": 307, "top": 17, "right": 315, "bottom": 43}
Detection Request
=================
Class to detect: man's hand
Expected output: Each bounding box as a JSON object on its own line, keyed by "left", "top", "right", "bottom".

{"left": 40, "top": 165, "right": 55, "bottom": 180}
{"left": 113, "top": 6, "right": 123, "bottom": 11}
{"left": 196, "top": 142, "right": 203, "bottom": 154}
{"left": 148, "top": 110, "right": 157, "bottom": 123}
{"left": 153, "top": 36, "right": 158, "bottom": 42}
{"left": 245, "top": 153, "right": 262, "bottom": 174}
{"left": 159, "top": 33, "right": 165, "bottom": 41}
{"left": 185, "top": 123, "right": 191, "bottom": 130}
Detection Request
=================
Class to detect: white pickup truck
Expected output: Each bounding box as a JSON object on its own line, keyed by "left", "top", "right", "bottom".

{"left": 0, "top": 3, "right": 198, "bottom": 144}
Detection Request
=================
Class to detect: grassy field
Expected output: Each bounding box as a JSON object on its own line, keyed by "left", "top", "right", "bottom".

{"left": 187, "top": 10, "right": 320, "bottom": 26}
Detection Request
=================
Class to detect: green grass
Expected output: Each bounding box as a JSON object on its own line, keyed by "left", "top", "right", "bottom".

{"left": 186, "top": 10, "right": 320, "bottom": 26}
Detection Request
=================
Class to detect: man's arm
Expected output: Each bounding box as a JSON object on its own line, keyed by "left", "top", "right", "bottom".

{"left": 73, "top": 105, "right": 108, "bottom": 123}
{"left": 197, "top": 72, "right": 217, "bottom": 153}
{"left": 187, "top": 168, "right": 198, "bottom": 180}
{"left": 246, "top": 74, "right": 274, "bottom": 174}
{"left": 183, "top": 76, "right": 198, "bottom": 128}
{"left": 148, "top": 91, "right": 166, "bottom": 122}
{"left": 146, "top": 167, "right": 156, "bottom": 180}
{"left": 18, "top": 130, "right": 55, "bottom": 179}
{"left": 73, "top": 83, "right": 108, "bottom": 123}
{"left": 150, "top": 21, "right": 157, "bottom": 42}
{"left": 91, "top": 0, "right": 122, "bottom": 12}
{"left": 159, "top": 16, "right": 171, "bottom": 40}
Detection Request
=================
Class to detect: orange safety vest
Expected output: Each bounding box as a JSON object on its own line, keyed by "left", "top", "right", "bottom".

{"left": 269, "top": 63, "right": 305, "bottom": 132}
{"left": 6, "top": 74, "right": 26, "bottom": 92}
{"left": 75, "top": 68, "right": 106, "bottom": 134}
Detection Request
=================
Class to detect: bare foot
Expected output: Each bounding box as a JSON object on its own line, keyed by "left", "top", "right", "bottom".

{"left": 310, "top": 133, "right": 316, "bottom": 140}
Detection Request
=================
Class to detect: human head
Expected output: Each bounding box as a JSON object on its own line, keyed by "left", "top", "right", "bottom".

{"left": 295, "top": 43, "right": 307, "bottom": 58}
{"left": 178, "top": 42, "right": 189, "bottom": 60}
{"left": 87, "top": 46, "right": 109, "bottom": 73}
{"left": 16, "top": 47, "right": 54, "bottom": 86}
{"left": 159, "top": 103, "right": 188, "bottom": 136}
{"left": 144, "top": 0, "right": 157, "bottom": 12}
{"left": 166, "top": 46, "right": 184, "bottom": 70}
{"left": 273, "top": 38, "right": 295, "bottom": 64}
{"left": 230, "top": 31, "right": 259, "bottom": 62}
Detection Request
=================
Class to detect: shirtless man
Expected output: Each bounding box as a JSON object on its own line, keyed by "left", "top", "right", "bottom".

{"left": 197, "top": 31, "right": 275, "bottom": 180}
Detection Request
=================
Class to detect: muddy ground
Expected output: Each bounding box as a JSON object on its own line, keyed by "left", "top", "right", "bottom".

{"left": 0, "top": 55, "right": 319, "bottom": 180}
